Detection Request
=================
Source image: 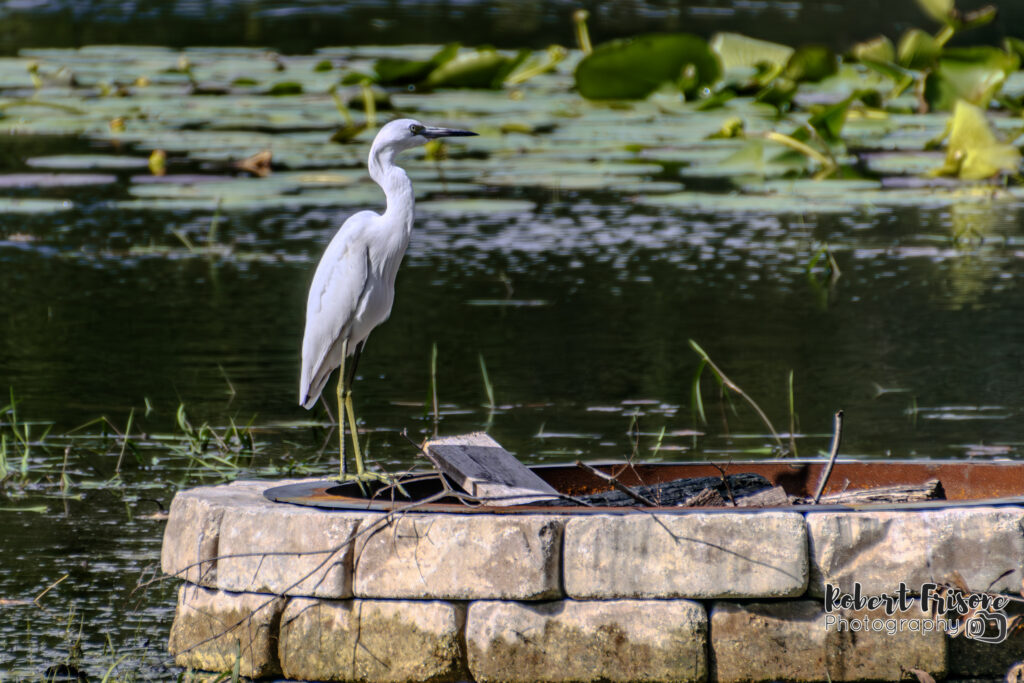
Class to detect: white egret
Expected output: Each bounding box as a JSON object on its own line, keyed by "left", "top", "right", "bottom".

{"left": 299, "top": 118, "right": 477, "bottom": 481}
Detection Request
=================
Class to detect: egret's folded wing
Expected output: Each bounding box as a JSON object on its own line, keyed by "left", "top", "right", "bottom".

{"left": 299, "top": 216, "right": 373, "bottom": 407}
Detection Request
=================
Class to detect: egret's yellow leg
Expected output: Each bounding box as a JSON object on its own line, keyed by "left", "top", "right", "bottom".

{"left": 333, "top": 342, "right": 391, "bottom": 488}
{"left": 341, "top": 391, "right": 399, "bottom": 491}
{"left": 344, "top": 390, "right": 364, "bottom": 475}
{"left": 337, "top": 339, "right": 348, "bottom": 478}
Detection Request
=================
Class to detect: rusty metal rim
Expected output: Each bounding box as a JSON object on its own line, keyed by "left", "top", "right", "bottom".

{"left": 263, "top": 458, "right": 1024, "bottom": 514}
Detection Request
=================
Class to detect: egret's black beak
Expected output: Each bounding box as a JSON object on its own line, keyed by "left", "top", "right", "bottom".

{"left": 421, "top": 126, "right": 477, "bottom": 139}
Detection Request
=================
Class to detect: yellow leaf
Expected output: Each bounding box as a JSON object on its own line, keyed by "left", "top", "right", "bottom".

{"left": 933, "top": 100, "right": 1020, "bottom": 180}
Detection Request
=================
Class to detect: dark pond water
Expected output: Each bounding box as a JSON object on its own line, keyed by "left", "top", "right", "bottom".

{"left": 4, "top": 135, "right": 1024, "bottom": 679}
{"left": 0, "top": 0, "right": 1013, "bottom": 54}
{"left": 1, "top": 5, "right": 1024, "bottom": 680}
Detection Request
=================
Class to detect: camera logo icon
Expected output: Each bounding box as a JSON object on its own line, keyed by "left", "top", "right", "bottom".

{"left": 963, "top": 609, "right": 1008, "bottom": 644}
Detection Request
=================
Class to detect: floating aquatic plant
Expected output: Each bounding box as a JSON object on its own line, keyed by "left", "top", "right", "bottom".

{"left": 931, "top": 100, "right": 1021, "bottom": 179}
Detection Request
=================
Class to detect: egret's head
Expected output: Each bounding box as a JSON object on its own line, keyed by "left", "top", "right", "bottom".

{"left": 372, "top": 118, "right": 477, "bottom": 155}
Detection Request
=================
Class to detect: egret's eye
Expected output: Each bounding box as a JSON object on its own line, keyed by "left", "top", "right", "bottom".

{"left": 409, "top": 124, "right": 425, "bottom": 136}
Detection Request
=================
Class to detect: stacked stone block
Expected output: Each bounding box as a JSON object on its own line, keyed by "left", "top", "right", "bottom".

{"left": 162, "top": 479, "right": 1024, "bottom": 681}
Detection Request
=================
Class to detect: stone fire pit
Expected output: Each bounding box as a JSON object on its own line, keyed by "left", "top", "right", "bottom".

{"left": 161, "top": 460, "right": 1024, "bottom": 682}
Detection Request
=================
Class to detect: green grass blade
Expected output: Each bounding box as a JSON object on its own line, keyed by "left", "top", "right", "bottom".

{"left": 691, "top": 359, "right": 707, "bottom": 425}
{"left": 478, "top": 353, "right": 495, "bottom": 409}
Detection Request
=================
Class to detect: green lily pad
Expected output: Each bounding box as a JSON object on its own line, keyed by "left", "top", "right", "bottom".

{"left": 574, "top": 33, "right": 721, "bottom": 100}
{"left": 392, "top": 89, "right": 542, "bottom": 116}
{"left": 638, "top": 182, "right": 1016, "bottom": 215}
{"left": 127, "top": 171, "right": 360, "bottom": 201}
{"left": 956, "top": 5, "right": 997, "bottom": 31}
{"left": 26, "top": 155, "right": 150, "bottom": 170}
{"left": 417, "top": 198, "right": 535, "bottom": 215}
{"left": 0, "top": 198, "right": 74, "bottom": 213}
{"left": 374, "top": 43, "right": 459, "bottom": 85}
{"left": 476, "top": 160, "right": 664, "bottom": 190}
{"left": 0, "top": 173, "right": 117, "bottom": 188}
{"left": 477, "top": 175, "right": 633, "bottom": 191}
{"left": 610, "top": 180, "right": 686, "bottom": 194}
{"left": 1004, "top": 37, "right": 1024, "bottom": 62}
{"left": 677, "top": 138, "right": 810, "bottom": 179}
{"left": 411, "top": 181, "right": 479, "bottom": 196}
{"left": 852, "top": 36, "right": 896, "bottom": 65}
{"left": 266, "top": 81, "right": 304, "bottom": 96}
{"left": 864, "top": 151, "right": 947, "bottom": 175}
{"left": 115, "top": 185, "right": 384, "bottom": 212}
{"left": 423, "top": 48, "right": 529, "bottom": 89}
{"left": 710, "top": 33, "right": 793, "bottom": 73}
{"left": 741, "top": 178, "right": 882, "bottom": 196}
{"left": 916, "top": 0, "right": 954, "bottom": 24}
{"left": 897, "top": 29, "right": 941, "bottom": 70}
{"left": 635, "top": 191, "right": 850, "bottom": 214}
{"left": 782, "top": 45, "right": 838, "bottom": 83}
{"left": 923, "top": 47, "right": 1019, "bottom": 111}
{"left": 806, "top": 94, "right": 855, "bottom": 143}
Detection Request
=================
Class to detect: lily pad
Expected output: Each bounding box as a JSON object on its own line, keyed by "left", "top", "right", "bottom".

{"left": 575, "top": 33, "right": 721, "bottom": 100}
{"left": 897, "top": 29, "right": 940, "bottom": 70}
{"left": 677, "top": 138, "right": 810, "bottom": 179}
{"left": 916, "top": 0, "right": 954, "bottom": 24}
{"left": 863, "top": 151, "right": 947, "bottom": 175}
{"left": 26, "top": 155, "right": 150, "bottom": 170}
{"left": 127, "top": 171, "right": 359, "bottom": 201}
{"left": 0, "top": 198, "right": 74, "bottom": 213}
{"left": 741, "top": 178, "right": 883, "bottom": 196}
{"left": 417, "top": 198, "right": 535, "bottom": 215}
{"left": 423, "top": 48, "right": 529, "bottom": 89}
{"left": 374, "top": 43, "right": 459, "bottom": 85}
{"left": 923, "top": 47, "right": 1019, "bottom": 111}
{"left": 638, "top": 183, "right": 1014, "bottom": 215}
{"left": 710, "top": 33, "right": 793, "bottom": 74}
{"left": 115, "top": 185, "right": 384, "bottom": 212}
{"left": 0, "top": 173, "right": 117, "bottom": 188}
{"left": 476, "top": 160, "right": 664, "bottom": 190}
{"left": 782, "top": 45, "right": 838, "bottom": 83}
{"left": 851, "top": 36, "right": 896, "bottom": 65}
{"left": 635, "top": 191, "right": 851, "bottom": 214}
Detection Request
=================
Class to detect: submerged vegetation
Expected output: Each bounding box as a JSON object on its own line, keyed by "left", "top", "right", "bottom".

{"left": 0, "top": 386, "right": 327, "bottom": 515}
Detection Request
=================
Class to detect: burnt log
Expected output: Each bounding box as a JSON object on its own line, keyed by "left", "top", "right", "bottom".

{"left": 530, "top": 472, "right": 775, "bottom": 507}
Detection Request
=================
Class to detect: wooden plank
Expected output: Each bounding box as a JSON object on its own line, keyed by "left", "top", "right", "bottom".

{"left": 736, "top": 486, "right": 791, "bottom": 508}
{"left": 424, "top": 432, "right": 561, "bottom": 506}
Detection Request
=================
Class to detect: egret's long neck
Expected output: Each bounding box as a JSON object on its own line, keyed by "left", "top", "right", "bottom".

{"left": 368, "top": 145, "right": 415, "bottom": 237}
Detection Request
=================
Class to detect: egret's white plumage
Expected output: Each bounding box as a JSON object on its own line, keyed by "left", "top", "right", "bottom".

{"left": 299, "top": 119, "right": 476, "bottom": 439}
{"left": 299, "top": 209, "right": 379, "bottom": 408}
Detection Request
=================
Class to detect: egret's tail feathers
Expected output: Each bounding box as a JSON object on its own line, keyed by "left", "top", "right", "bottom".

{"left": 299, "top": 366, "right": 332, "bottom": 410}
{"left": 299, "top": 380, "right": 319, "bottom": 409}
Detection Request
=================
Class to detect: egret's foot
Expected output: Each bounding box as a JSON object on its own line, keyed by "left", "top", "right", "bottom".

{"left": 332, "top": 470, "right": 408, "bottom": 498}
